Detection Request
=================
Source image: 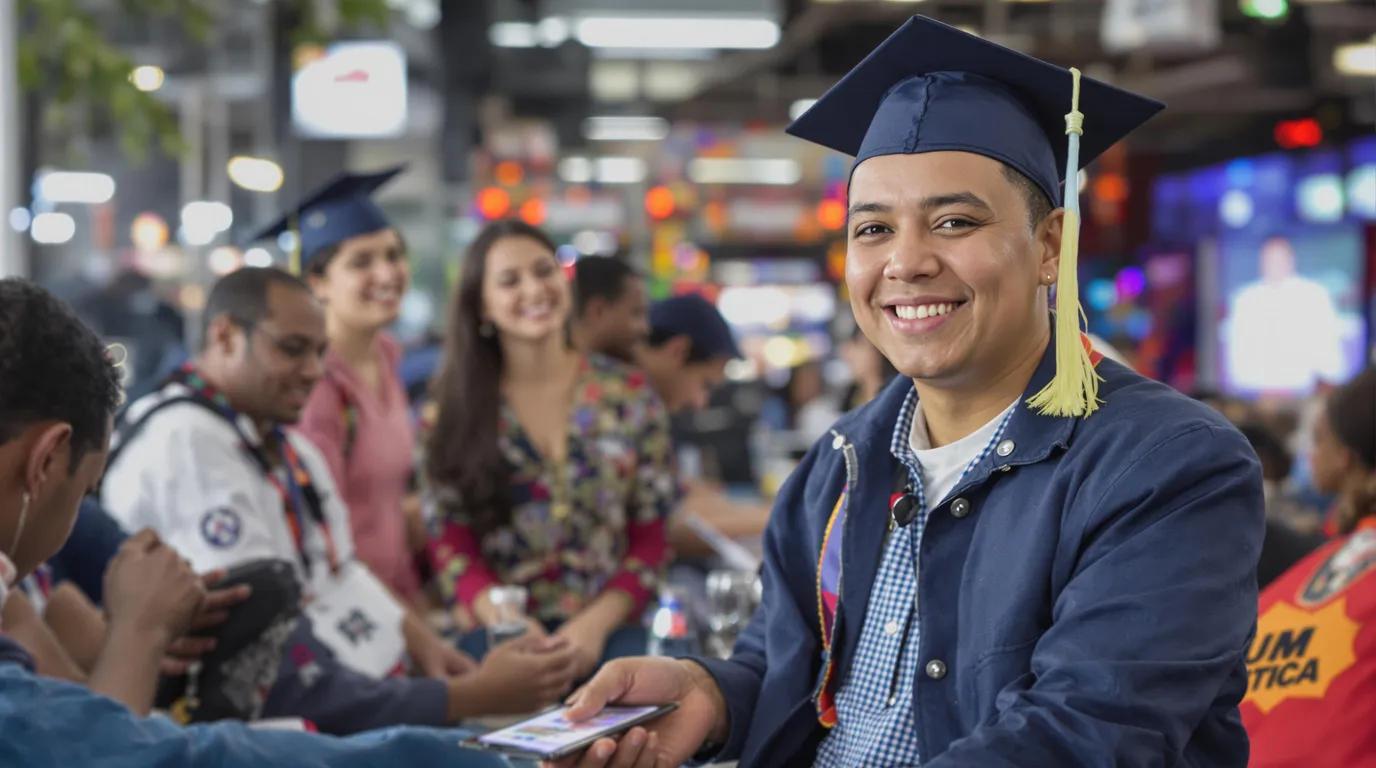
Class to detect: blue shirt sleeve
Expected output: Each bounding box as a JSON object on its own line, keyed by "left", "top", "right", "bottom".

{"left": 0, "top": 661, "right": 499, "bottom": 768}
{"left": 262, "top": 616, "right": 449, "bottom": 735}
{"left": 47, "top": 498, "right": 129, "bottom": 604}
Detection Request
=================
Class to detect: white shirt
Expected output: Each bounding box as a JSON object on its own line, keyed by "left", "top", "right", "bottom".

{"left": 102, "top": 383, "right": 357, "bottom": 598}
{"left": 909, "top": 399, "right": 1018, "bottom": 506}
{"left": 1225, "top": 275, "right": 1345, "bottom": 393}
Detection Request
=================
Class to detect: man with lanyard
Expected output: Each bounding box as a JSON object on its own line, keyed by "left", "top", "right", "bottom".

{"left": 102, "top": 267, "right": 571, "bottom": 733}
{"left": 553, "top": 17, "right": 1264, "bottom": 768}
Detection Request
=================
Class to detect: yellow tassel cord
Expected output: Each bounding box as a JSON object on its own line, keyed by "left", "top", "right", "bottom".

{"left": 1027, "top": 67, "right": 1102, "bottom": 418}
{"left": 288, "top": 213, "right": 302, "bottom": 277}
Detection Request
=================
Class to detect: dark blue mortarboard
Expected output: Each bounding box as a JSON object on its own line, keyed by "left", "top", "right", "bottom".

{"left": 650, "top": 295, "right": 742, "bottom": 361}
{"left": 246, "top": 164, "right": 406, "bottom": 269}
{"left": 786, "top": 16, "right": 1163, "bottom": 206}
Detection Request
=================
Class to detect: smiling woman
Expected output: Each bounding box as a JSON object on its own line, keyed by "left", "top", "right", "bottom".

{"left": 424, "top": 219, "right": 676, "bottom": 681}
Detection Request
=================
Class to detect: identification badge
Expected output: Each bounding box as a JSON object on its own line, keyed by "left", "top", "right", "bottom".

{"left": 305, "top": 561, "right": 406, "bottom": 679}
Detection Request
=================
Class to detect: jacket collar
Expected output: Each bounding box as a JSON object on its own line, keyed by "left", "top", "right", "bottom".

{"left": 836, "top": 320, "right": 1082, "bottom": 471}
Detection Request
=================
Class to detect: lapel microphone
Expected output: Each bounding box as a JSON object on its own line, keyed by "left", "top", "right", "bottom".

{"left": 891, "top": 484, "right": 920, "bottom": 528}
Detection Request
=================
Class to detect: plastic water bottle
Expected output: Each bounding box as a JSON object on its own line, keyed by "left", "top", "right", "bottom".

{"left": 647, "top": 588, "right": 699, "bottom": 657}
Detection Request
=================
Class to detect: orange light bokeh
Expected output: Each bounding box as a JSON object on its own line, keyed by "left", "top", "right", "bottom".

{"left": 645, "top": 186, "right": 676, "bottom": 220}
{"left": 519, "top": 197, "right": 547, "bottom": 226}
{"left": 816, "top": 198, "right": 847, "bottom": 230}
{"left": 477, "top": 187, "right": 512, "bottom": 220}
{"left": 494, "top": 161, "right": 524, "bottom": 187}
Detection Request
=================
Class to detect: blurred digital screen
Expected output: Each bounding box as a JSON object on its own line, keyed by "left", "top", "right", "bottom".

{"left": 1215, "top": 225, "right": 1368, "bottom": 397}
{"left": 292, "top": 41, "right": 408, "bottom": 139}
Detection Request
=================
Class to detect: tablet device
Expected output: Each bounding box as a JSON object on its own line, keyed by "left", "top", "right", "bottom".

{"left": 463, "top": 703, "right": 678, "bottom": 761}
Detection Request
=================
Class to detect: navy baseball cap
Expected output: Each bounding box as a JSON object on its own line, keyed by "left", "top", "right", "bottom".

{"left": 786, "top": 16, "right": 1162, "bottom": 205}
{"left": 649, "top": 295, "right": 741, "bottom": 361}
{"left": 246, "top": 164, "right": 405, "bottom": 268}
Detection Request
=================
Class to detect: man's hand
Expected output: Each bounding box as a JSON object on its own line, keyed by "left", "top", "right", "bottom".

{"left": 102, "top": 530, "right": 206, "bottom": 647}
{"left": 413, "top": 632, "right": 478, "bottom": 679}
{"left": 448, "top": 634, "right": 580, "bottom": 719}
{"left": 543, "top": 657, "right": 729, "bottom": 768}
{"left": 159, "top": 569, "right": 252, "bottom": 676}
{"left": 556, "top": 618, "right": 610, "bottom": 681}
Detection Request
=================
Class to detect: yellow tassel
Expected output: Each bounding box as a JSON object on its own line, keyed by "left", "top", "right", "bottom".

{"left": 1027, "top": 68, "right": 1102, "bottom": 418}
{"left": 288, "top": 213, "right": 302, "bottom": 276}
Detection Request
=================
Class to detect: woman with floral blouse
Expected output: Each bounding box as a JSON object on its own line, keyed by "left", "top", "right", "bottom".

{"left": 425, "top": 219, "right": 675, "bottom": 679}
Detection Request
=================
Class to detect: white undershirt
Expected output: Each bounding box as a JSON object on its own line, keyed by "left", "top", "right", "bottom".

{"left": 908, "top": 399, "right": 1017, "bottom": 506}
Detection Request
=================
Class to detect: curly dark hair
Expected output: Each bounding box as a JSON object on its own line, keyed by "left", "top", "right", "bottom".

{"left": 0, "top": 278, "right": 124, "bottom": 466}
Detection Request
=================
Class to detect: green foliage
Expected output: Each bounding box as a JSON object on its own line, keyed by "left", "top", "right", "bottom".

{"left": 16, "top": 0, "right": 394, "bottom": 162}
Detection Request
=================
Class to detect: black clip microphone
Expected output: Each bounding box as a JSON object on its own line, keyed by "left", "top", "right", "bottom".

{"left": 890, "top": 484, "right": 919, "bottom": 528}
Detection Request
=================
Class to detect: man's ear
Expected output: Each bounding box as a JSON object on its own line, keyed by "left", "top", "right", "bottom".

{"left": 1036, "top": 208, "right": 1065, "bottom": 285}
{"left": 24, "top": 423, "right": 72, "bottom": 498}
{"left": 665, "top": 334, "right": 693, "bottom": 364}
{"left": 205, "top": 313, "right": 244, "bottom": 357}
{"left": 305, "top": 271, "right": 329, "bottom": 304}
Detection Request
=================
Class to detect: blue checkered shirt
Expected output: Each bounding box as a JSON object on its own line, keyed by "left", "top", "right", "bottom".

{"left": 815, "top": 385, "right": 1014, "bottom": 767}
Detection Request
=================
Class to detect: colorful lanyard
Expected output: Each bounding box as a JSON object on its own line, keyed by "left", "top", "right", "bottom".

{"left": 168, "top": 366, "right": 339, "bottom": 576}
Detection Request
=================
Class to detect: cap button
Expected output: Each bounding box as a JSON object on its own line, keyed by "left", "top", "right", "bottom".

{"left": 995, "top": 439, "right": 1015, "bottom": 457}
{"left": 831, "top": 434, "right": 845, "bottom": 450}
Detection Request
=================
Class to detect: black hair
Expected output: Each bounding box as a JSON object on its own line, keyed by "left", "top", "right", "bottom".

{"left": 0, "top": 278, "right": 123, "bottom": 466}
{"left": 201, "top": 267, "right": 311, "bottom": 350}
{"left": 572, "top": 256, "right": 640, "bottom": 317}
{"left": 1000, "top": 164, "right": 1054, "bottom": 230}
{"left": 647, "top": 326, "right": 716, "bottom": 363}
{"left": 1237, "top": 422, "right": 1293, "bottom": 483}
{"left": 1328, "top": 366, "right": 1376, "bottom": 471}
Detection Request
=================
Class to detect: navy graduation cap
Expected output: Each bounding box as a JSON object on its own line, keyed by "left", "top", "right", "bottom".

{"left": 787, "top": 16, "right": 1164, "bottom": 418}
{"left": 247, "top": 164, "right": 406, "bottom": 273}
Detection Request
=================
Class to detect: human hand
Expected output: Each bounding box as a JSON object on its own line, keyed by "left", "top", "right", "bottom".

{"left": 102, "top": 530, "right": 206, "bottom": 648}
{"left": 555, "top": 619, "right": 609, "bottom": 681}
{"left": 542, "top": 657, "right": 728, "bottom": 768}
{"left": 414, "top": 633, "right": 478, "bottom": 679}
{"left": 159, "top": 569, "right": 253, "bottom": 676}
{"left": 450, "top": 634, "right": 579, "bottom": 718}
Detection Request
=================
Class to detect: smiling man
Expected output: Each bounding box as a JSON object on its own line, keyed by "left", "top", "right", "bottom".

{"left": 554, "top": 17, "right": 1265, "bottom": 768}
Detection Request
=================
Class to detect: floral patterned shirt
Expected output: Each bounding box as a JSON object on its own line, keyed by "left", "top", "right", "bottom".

{"left": 428, "top": 355, "right": 675, "bottom": 623}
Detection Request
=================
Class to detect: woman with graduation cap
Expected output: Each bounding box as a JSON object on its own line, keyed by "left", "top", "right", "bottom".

{"left": 250, "top": 166, "right": 427, "bottom": 606}
{"left": 552, "top": 17, "right": 1264, "bottom": 768}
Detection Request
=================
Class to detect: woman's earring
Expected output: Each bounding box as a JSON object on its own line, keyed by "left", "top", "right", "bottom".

{"left": 479, "top": 321, "right": 495, "bottom": 338}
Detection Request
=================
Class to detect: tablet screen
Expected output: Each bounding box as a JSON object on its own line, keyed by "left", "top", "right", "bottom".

{"left": 477, "top": 706, "right": 663, "bottom": 755}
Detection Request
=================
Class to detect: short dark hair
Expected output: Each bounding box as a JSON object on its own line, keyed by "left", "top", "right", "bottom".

{"left": 572, "top": 256, "right": 639, "bottom": 317}
{"left": 0, "top": 278, "right": 123, "bottom": 465}
{"left": 1001, "top": 164, "right": 1054, "bottom": 229}
{"left": 201, "top": 267, "right": 311, "bottom": 350}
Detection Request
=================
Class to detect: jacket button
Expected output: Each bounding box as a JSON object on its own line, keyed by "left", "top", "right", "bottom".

{"left": 995, "top": 439, "right": 1015, "bottom": 457}
{"left": 925, "top": 659, "right": 947, "bottom": 680}
{"left": 950, "top": 498, "right": 971, "bottom": 518}
{"left": 831, "top": 434, "right": 845, "bottom": 450}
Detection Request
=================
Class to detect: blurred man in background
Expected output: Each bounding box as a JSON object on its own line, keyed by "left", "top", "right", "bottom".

{"left": 571, "top": 256, "right": 649, "bottom": 364}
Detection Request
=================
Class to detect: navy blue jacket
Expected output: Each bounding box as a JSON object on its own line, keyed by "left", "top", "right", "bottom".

{"left": 698, "top": 340, "right": 1264, "bottom": 767}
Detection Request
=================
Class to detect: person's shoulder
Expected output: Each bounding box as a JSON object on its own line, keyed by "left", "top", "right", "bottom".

{"left": 1074, "top": 359, "right": 1248, "bottom": 460}
{"left": 116, "top": 387, "right": 237, "bottom": 456}
{"left": 375, "top": 332, "right": 404, "bottom": 367}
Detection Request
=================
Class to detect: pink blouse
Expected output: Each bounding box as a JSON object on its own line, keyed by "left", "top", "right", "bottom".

{"left": 297, "top": 334, "right": 421, "bottom": 599}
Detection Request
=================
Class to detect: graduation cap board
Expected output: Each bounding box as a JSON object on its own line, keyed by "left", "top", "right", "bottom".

{"left": 247, "top": 164, "right": 406, "bottom": 275}
{"left": 787, "top": 16, "right": 1164, "bottom": 418}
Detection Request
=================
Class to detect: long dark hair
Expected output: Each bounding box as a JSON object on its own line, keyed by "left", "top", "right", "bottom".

{"left": 426, "top": 219, "right": 560, "bottom": 536}
{"left": 1327, "top": 366, "right": 1376, "bottom": 532}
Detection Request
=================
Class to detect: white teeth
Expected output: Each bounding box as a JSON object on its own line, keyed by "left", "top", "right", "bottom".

{"left": 894, "top": 302, "right": 957, "bottom": 320}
